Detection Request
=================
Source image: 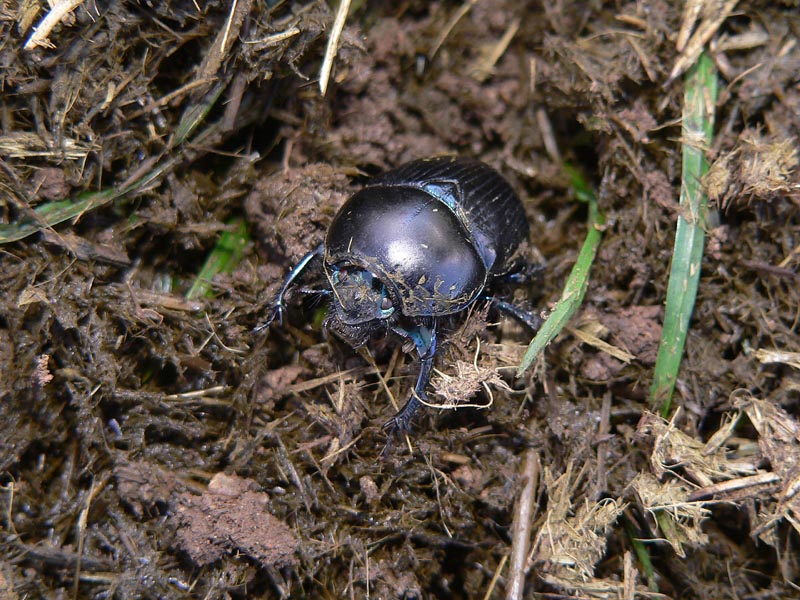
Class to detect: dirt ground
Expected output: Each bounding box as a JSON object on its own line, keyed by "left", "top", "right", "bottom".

{"left": 1, "top": 1, "right": 799, "bottom": 598}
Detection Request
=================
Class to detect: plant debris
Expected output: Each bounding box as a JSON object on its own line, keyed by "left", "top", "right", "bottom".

{"left": 1, "top": 1, "right": 799, "bottom": 598}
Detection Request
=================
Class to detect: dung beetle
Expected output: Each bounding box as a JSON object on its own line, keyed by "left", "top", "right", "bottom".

{"left": 261, "top": 156, "right": 541, "bottom": 434}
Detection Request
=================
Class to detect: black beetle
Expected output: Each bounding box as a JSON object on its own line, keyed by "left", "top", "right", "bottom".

{"left": 261, "top": 156, "right": 541, "bottom": 434}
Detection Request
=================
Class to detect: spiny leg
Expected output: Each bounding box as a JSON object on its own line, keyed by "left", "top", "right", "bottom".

{"left": 485, "top": 297, "right": 544, "bottom": 333}
{"left": 382, "top": 321, "right": 438, "bottom": 436}
{"left": 255, "top": 243, "right": 324, "bottom": 332}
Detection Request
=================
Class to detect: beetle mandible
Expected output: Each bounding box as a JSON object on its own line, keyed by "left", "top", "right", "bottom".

{"left": 261, "top": 156, "right": 542, "bottom": 434}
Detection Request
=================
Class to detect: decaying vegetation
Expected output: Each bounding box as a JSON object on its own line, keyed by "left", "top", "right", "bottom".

{"left": 1, "top": 0, "right": 799, "bottom": 597}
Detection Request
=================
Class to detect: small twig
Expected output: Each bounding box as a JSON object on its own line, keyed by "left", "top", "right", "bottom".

{"left": 428, "top": 0, "right": 479, "bottom": 61}
{"left": 505, "top": 448, "right": 540, "bottom": 599}
{"left": 535, "top": 108, "right": 561, "bottom": 164}
{"left": 195, "top": 0, "right": 252, "bottom": 86}
{"left": 568, "top": 324, "right": 635, "bottom": 363}
{"left": 320, "top": 433, "right": 363, "bottom": 464}
{"left": 623, "top": 551, "right": 636, "bottom": 600}
{"left": 220, "top": 0, "right": 239, "bottom": 56}
{"left": 319, "top": 0, "right": 352, "bottom": 96}
{"left": 668, "top": 0, "right": 738, "bottom": 84}
{"left": 426, "top": 456, "right": 453, "bottom": 538}
{"left": 752, "top": 348, "right": 800, "bottom": 370}
{"left": 24, "top": 0, "right": 85, "bottom": 50}
{"left": 627, "top": 36, "right": 657, "bottom": 82}
{"left": 245, "top": 28, "right": 301, "bottom": 46}
{"left": 687, "top": 472, "right": 781, "bottom": 502}
{"left": 357, "top": 346, "right": 399, "bottom": 411}
{"left": 281, "top": 366, "right": 372, "bottom": 395}
{"left": 676, "top": 0, "right": 704, "bottom": 52}
{"left": 740, "top": 258, "right": 800, "bottom": 280}
{"left": 484, "top": 554, "right": 508, "bottom": 600}
{"left": 164, "top": 386, "right": 227, "bottom": 400}
{"left": 471, "top": 18, "right": 520, "bottom": 82}
{"left": 356, "top": 347, "right": 415, "bottom": 453}
{"left": 222, "top": 72, "right": 248, "bottom": 132}
{"left": 143, "top": 79, "right": 212, "bottom": 113}
{"left": 594, "top": 392, "right": 612, "bottom": 499}
{"left": 73, "top": 476, "right": 108, "bottom": 600}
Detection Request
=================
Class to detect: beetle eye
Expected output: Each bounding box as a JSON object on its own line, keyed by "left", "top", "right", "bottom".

{"left": 381, "top": 296, "right": 393, "bottom": 310}
{"left": 338, "top": 268, "right": 348, "bottom": 282}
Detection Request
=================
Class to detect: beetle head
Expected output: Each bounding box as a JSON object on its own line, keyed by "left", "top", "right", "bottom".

{"left": 323, "top": 264, "right": 397, "bottom": 347}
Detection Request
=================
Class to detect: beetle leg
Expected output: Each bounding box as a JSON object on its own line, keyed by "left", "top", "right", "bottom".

{"left": 497, "top": 262, "right": 546, "bottom": 285}
{"left": 382, "top": 321, "right": 438, "bottom": 434}
{"left": 295, "top": 287, "right": 332, "bottom": 297}
{"left": 256, "top": 243, "right": 324, "bottom": 332}
{"left": 486, "top": 297, "right": 545, "bottom": 333}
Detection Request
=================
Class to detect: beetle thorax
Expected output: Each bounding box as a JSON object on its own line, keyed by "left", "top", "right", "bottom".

{"left": 324, "top": 186, "right": 489, "bottom": 318}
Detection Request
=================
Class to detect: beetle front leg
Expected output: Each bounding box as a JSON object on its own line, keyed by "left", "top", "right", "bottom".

{"left": 485, "top": 297, "right": 545, "bottom": 333}
{"left": 256, "top": 243, "right": 324, "bottom": 332}
{"left": 382, "top": 321, "right": 438, "bottom": 435}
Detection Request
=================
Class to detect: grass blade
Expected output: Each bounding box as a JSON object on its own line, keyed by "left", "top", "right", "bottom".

{"left": 517, "top": 166, "right": 605, "bottom": 376}
{"left": 0, "top": 189, "right": 117, "bottom": 244}
{"left": 186, "top": 219, "right": 250, "bottom": 300}
{"left": 649, "top": 52, "right": 718, "bottom": 416}
{"left": 0, "top": 82, "right": 225, "bottom": 246}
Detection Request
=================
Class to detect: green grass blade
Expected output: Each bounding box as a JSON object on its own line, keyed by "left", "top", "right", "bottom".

{"left": 649, "top": 52, "right": 718, "bottom": 416}
{"left": 172, "top": 80, "right": 228, "bottom": 148}
{"left": 0, "top": 189, "right": 118, "bottom": 244}
{"left": 517, "top": 166, "right": 605, "bottom": 376}
{"left": 0, "top": 82, "right": 224, "bottom": 246}
{"left": 0, "top": 154, "right": 182, "bottom": 245}
{"left": 622, "top": 513, "right": 658, "bottom": 592}
{"left": 186, "top": 219, "right": 250, "bottom": 300}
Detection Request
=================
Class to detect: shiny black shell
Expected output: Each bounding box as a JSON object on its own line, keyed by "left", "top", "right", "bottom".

{"left": 323, "top": 156, "right": 528, "bottom": 317}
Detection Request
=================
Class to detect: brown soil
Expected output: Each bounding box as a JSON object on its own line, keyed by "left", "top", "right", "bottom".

{"left": 1, "top": 1, "right": 799, "bottom": 598}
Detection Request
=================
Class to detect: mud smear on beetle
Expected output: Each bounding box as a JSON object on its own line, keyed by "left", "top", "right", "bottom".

{"left": 1, "top": 1, "right": 800, "bottom": 598}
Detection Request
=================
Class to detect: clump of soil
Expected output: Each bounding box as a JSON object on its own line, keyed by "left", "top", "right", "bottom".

{"left": 1, "top": 1, "right": 799, "bottom": 598}
{"left": 175, "top": 472, "right": 299, "bottom": 568}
